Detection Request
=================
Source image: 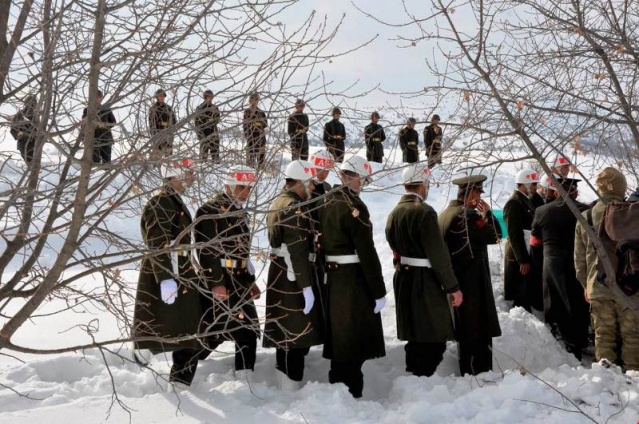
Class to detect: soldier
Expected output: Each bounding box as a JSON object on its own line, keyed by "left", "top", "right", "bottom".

{"left": 323, "top": 107, "right": 346, "bottom": 163}
{"left": 319, "top": 155, "right": 386, "bottom": 398}
{"left": 149, "top": 89, "right": 177, "bottom": 160}
{"left": 439, "top": 172, "right": 502, "bottom": 375}
{"left": 10, "top": 95, "right": 38, "bottom": 165}
{"left": 264, "top": 160, "right": 324, "bottom": 390}
{"left": 503, "top": 169, "right": 539, "bottom": 311}
{"left": 551, "top": 155, "right": 571, "bottom": 178}
{"left": 133, "top": 159, "right": 204, "bottom": 386}
{"left": 288, "top": 99, "right": 310, "bottom": 161}
{"left": 364, "top": 111, "right": 386, "bottom": 163}
{"left": 194, "top": 89, "right": 221, "bottom": 162}
{"left": 423, "top": 114, "right": 443, "bottom": 167}
{"left": 309, "top": 149, "right": 334, "bottom": 197}
{"left": 386, "top": 163, "right": 463, "bottom": 377}
{"left": 80, "top": 90, "right": 117, "bottom": 164}
{"left": 399, "top": 117, "right": 419, "bottom": 164}
{"left": 194, "top": 165, "right": 260, "bottom": 381}
{"left": 575, "top": 168, "right": 639, "bottom": 371}
{"left": 243, "top": 92, "right": 268, "bottom": 168}
{"left": 530, "top": 176, "right": 546, "bottom": 209}
{"left": 530, "top": 177, "right": 590, "bottom": 360}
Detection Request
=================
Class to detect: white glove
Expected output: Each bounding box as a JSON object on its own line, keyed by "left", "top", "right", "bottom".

{"left": 247, "top": 260, "right": 255, "bottom": 276}
{"left": 302, "top": 286, "right": 315, "bottom": 315}
{"left": 160, "top": 279, "right": 178, "bottom": 305}
{"left": 373, "top": 297, "right": 386, "bottom": 314}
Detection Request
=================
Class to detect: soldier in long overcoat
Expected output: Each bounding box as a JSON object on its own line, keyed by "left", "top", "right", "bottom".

{"left": 243, "top": 92, "right": 268, "bottom": 168}
{"left": 149, "top": 89, "right": 177, "bottom": 159}
{"left": 364, "top": 111, "right": 386, "bottom": 163}
{"left": 288, "top": 99, "right": 310, "bottom": 161}
{"left": 399, "top": 118, "right": 419, "bottom": 163}
{"left": 386, "top": 164, "right": 463, "bottom": 377}
{"left": 80, "top": 90, "right": 117, "bottom": 164}
{"left": 530, "top": 177, "right": 590, "bottom": 360}
{"left": 439, "top": 173, "right": 502, "bottom": 376}
{"left": 264, "top": 160, "right": 323, "bottom": 390}
{"left": 133, "top": 159, "right": 203, "bottom": 386}
{"left": 503, "top": 169, "right": 539, "bottom": 311}
{"left": 194, "top": 165, "right": 260, "bottom": 377}
{"left": 323, "top": 107, "right": 346, "bottom": 163}
{"left": 194, "top": 89, "right": 221, "bottom": 162}
{"left": 10, "top": 95, "right": 38, "bottom": 164}
{"left": 319, "top": 155, "right": 386, "bottom": 398}
{"left": 423, "top": 114, "right": 443, "bottom": 167}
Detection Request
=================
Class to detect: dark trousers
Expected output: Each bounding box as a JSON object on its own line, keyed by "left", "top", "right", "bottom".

{"left": 92, "top": 143, "right": 112, "bottom": 164}
{"left": 247, "top": 135, "right": 266, "bottom": 168}
{"left": 405, "top": 341, "right": 446, "bottom": 377}
{"left": 199, "top": 130, "right": 220, "bottom": 162}
{"left": 326, "top": 140, "right": 345, "bottom": 163}
{"left": 170, "top": 348, "right": 201, "bottom": 386}
{"left": 203, "top": 337, "right": 257, "bottom": 371}
{"left": 458, "top": 339, "right": 493, "bottom": 376}
{"left": 426, "top": 143, "right": 442, "bottom": 167}
{"left": 366, "top": 142, "right": 383, "bottom": 163}
{"left": 276, "top": 347, "right": 310, "bottom": 381}
{"left": 17, "top": 137, "right": 35, "bottom": 164}
{"left": 291, "top": 137, "right": 309, "bottom": 161}
{"left": 329, "top": 359, "right": 365, "bottom": 398}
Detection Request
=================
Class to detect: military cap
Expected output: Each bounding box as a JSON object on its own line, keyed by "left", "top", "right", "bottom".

{"left": 557, "top": 176, "right": 581, "bottom": 190}
{"left": 155, "top": 89, "right": 166, "bottom": 97}
{"left": 295, "top": 98, "right": 305, "bottom": 106}
{"left": 452, "top": 174, "right": 487, "bottom": 193}
{"left": 96, "top": 89, "right": 103, "bottom": 98}
{"left": 203, "top": 89, "right": 214, "bottom": 97}
{"left": 407, "top": 117, "right": 417, "bottom": 124}
{"left": 332, "top": 107, "right": 342, "bottom": 116}
{"left": 248, "top": 92, "right": 260, "bottom": 100}
{"left": 371, "top": 111, "right": 380, "bottom": 120}
{"left": 432, "top": 114, "right": 441, "bottom": 121}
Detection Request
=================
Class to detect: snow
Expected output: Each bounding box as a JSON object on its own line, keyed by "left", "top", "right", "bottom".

{"left": 1, "top": 142, "right": 639, "bottom": 423}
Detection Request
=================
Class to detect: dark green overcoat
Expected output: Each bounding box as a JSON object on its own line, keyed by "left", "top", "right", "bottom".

{"left": 503, "top": 190, "right": 535, "bottom": 303}
{"left": 439, "top": 200, "right": 502, "bottom": 342}
{"left": 133, "top": 188, "right": 203, "bottom": 351}
{"left": 386, "top": 194, "right": 459, "bottom": 342}
{"left": 319, "top": 186, "right": 387, "bottom": 361}
{"left": 263, "top": 190, "right": 324, "bottom": 349}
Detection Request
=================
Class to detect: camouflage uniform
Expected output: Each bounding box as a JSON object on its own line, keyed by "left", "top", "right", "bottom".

{"left": 575, "top": 194, "right": 639, "bottom": 370}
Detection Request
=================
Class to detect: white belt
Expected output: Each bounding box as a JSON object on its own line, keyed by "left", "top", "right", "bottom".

{"left": 271, "top": 244, "right": 296, "bottom": 281}
{"left": 325, "top": 254, "right": 360, "bottom": 264}
{"left": 170, "top": 248, "right": 189, "bottom": 276}
{"left": 400, "top": 256, "right": 432, "bottom": 268}
{"left": 272, "top": 247, "right": 316, "bottom": 263}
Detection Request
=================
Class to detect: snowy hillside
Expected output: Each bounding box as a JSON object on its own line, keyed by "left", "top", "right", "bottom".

{"left": 1, "top": 141, "right": 638, "bottom": 424}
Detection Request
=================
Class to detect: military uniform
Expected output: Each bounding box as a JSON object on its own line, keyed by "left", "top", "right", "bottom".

{"left": 194, "top": 101, "right": 221, "bottom": 162}
{"left": 364, "top": 123, "right": 386, "bottom": 163}
{"left": 530, "top": 191, "right": 545, "bottom": 208}
{"left": 423, "top": 124, "right": 443, "bottom": 166}
{"left": 386, "top": 193, "right": 459, "bottom": 376}
{"left": 81, "top": 104, "right": 116, "bottom": 164}
{"left": 575, "top": 194, "right": 639, "bottom": 370}
{"left": 503, "top": 190, "right": 536, "bottom": 310}
{"left": 194, "top": 192, "right": 259, "bottom": 371}
{"left": 243, "top": 106, "right": 268, "bottom": 167}
{"left": 323, "top": 119, "right": 346, "bottom": 163}
{"left": 439, "top": 195, "right": 502, "bottom": 376}
{"left": 319, "top": 186, "right": 386, "bottom": 397}
{"left": 264, "top": 190, "right": 324, "bottom": 381}
{"left": 11, "top": 107, "right": 37, "bottom": 164}
{"left": 399, "top": 126, "right": 419, "bottom": 163}
{"left": 149, "top": 102, "right": 177, "bottom": 157}
{"left": 531, "top": 198, "right": 590, "bottom": 359}
{"left": 310, "top": 179, "right": 332, "bottom": 312}
{"left": 133, "top": 186, "right": 203, "bottom": 384}
{"left": 288, "top": 111, "right": 310, "bottom": 161}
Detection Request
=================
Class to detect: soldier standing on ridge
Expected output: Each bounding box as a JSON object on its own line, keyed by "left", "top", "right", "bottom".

{"left": 399, "top": 117, "right": 419, "bottom": 163}
{"left": 149, "top": 89, "right": 177, "bottom": 160}
{"left": 319, "top": 155, "right": 386, "bottom": 398}
{"left": 423, "top": 114, "right": 443, "bottom": 167}
{"left": 387, "top": 163, "right": 463, "bottom": 377}
{"left": 439, "top": 171, "right": 502, "bottom": 375}
{"left": 503, "top": 169, "right": 539, "bottom": 311}
{"left": 80, "top": 89, "right": 117, "bottom": 164}
{"left": 243, "top": 92, "right": 268, "bottom": 168}
{"left": 194, "top": 89, "right": 221, "bottom": 162}
{"left": 133, "top": 159, "right": 203, "bottom": 387}
{"left": 323, "top": 107, "right": 346, "bottom": 163}
{"left": 264, "top": 160, "right": 324, "bottom": 390}
{"left": 364, "top": 111, "right": 386, "bottom": 163}
{"left": 288, "top": 99, "right": 310, "bottom": 161}
{"left": 194, "top": 165, "right": 260, "bottom": 382}
{"left": 10, "top": 95, "right": 38, "bottom": 165}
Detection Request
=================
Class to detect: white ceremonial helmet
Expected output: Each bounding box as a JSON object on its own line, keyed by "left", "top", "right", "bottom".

{"left": 515, "top": 168, "right": 540, "bottom": 185}
{"left": 223, "top": 165, "right": 258, "bottom": 187}
{"left": 339, "top": 155, "right": 373, "bottom": 184}
{"left": 309, "top": 149, "right": 335, "bottom": 171}
{"left": 161, "top": 158, "right": 194, "bottom": 179}
{"left": 284, "top": 160, "right": 314, "bottom": 182}
{"left": 402, "top": 163, "right": 431, "bottom": 185}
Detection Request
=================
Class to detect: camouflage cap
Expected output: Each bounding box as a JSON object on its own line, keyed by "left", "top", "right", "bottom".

{"left": 203, "top": 89, "right": 214, "bottom": 97}
{"left": 595, "top": 167, "right": 627, "bottom": 197}
{"left": 155, "top": 88, "right": 166, "bottom": 97}
{"left": 371, "top": 111, "right": 380, "bottom": 120}
{"left": 432, "top": 114, "right": 441, "bottom": 121}
{"left": 248, "top": 92, "right": 260, "bottom": 100}
{"left": 407, "top": 117, "right": 417, "bottom": 124}
{"left": 452, "top": 174, "right": 487, "bottom": 193}
{"left": 295, "top": 98, "right": 305, "bottom": 106}
{"left": 332, "top": 107, "right": 342, "bottom": 116}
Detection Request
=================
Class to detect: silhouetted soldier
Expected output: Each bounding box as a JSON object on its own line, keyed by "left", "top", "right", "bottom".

{"left": 194, "top": 89, "right": 221, "bottom": 162}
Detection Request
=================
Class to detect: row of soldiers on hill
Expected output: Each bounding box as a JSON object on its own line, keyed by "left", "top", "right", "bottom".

{"left": 9, "top": 91, "right": 444, "bottom": 169}
{"left": 133, "top": 152, "right": 505, "bottom": 397}
{"left": 503, "top": 156, "right": 639, "bottom": 371}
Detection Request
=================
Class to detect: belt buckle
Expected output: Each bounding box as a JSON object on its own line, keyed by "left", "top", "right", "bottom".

{"left": 225, "top": 258, "right": 234, "bottom": 268}
{"left": 309, "top": 253, "right": 317, "bottom": 263}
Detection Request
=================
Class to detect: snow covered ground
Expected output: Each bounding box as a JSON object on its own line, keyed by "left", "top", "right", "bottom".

{"left": 1, "top": 140, "right": 638, "bottom": 423}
